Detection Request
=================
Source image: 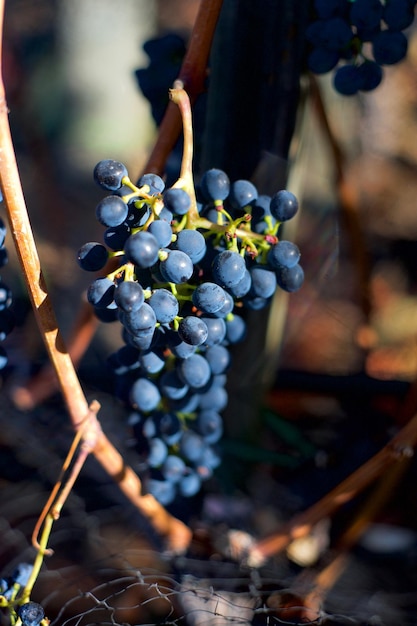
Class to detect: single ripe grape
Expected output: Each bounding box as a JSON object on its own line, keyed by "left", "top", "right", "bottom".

{"left": 18, "top": 602, "right": 45, "bottom": 626}
{"left": 148, "top": 288, "right": 179, "bottom": 323}
{"left": 196, "top": 409, "right": 223, "bottom": 444}
{"left": 192, "top": 282, "right": 227, "bottom": 314}
{"left": 173, "top": 229, "right": 206, "bottom": 263}
{"left": 201, "top": 316, "right": 226, "bottom": 346}
{"left": 333, "top": 64, "right": 362, "bottom": 95}
{"left": 147, "top": 478, "right": 175, "bottom": 505}
{"left": 270, "top": 190, "right": 299, "bottom": 222}
{"left": 372, "top": 30, "right": 408, "bottom": 65}
{"left": 147, "top": 437, "right": 168, "bottom": 467}
{"left": 229, "top": 179, "right": 258, "bottom": 209}
{"left": 77, "top": 242, "right": 109, "bottom": 271}
{"left": 137, "top": 172, "right": 165, "bottom": 195}
{"left": 124, "top": 231, "right": 160, "bottom": 268}
{"left": 159, "top": 249, "right": 194, "bottom": 283}
{"left": 130, "top": 377, "right": 161, "bottom": 412}
{"left": 178, "top": 316, "right": 208, "bottom": 346}
{"left": 204, "top": 344, "right": 230, "bottom": 375}
{"left": 162, "top": 455, "right": 186, "bottom": 483}
{"left": 148, "top": 219, "right": 173, "bottom": 247}
{"left": 178, "top": 353, "right": 211, "bottom": 389}
{"left": 200, "top": 168, "right": 230, "bottom": 201}
{"left": 159, "top": 369, "right": 189, "bottom": 399}
{"left": 87, "top": 277, "right": 115, "bottom": 308}
{"left": 212, "top": 250, "right": 246, "bottom": 288}
{"left": 104, "top": 223, "right": 131, "bottom": 251}
{"left": 94, "top": 159, "right": 128, "bottom": 191}
{"left": 249, "top": 266, "right": 277, "bottom": 299}
{"left": 179, "top": 471, "right": 202, "bottom": 497}
{"left": 276, "top": 263, "right": 305, "bottom": 293}
{"left": 163, "top": 187, "right": 191, "bottom": 215}
{"left": 268, "top": 240, "right": 301, "bottom": 269}
{"left": 114, "top": 280, "right": 145, "bottom": 313}
{"left": 95, "top": 195, "right": 129, "bottom": 227}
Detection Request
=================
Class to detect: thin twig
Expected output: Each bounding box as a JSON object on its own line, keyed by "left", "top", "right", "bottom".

{"left": 0, "top": 0, "right": 191, "bottom": 553}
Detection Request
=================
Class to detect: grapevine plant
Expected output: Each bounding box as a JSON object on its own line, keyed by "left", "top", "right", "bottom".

{"left": 78, "top": 84, "right": 303, "bottom": 505}
{"left": 1, "top": 0, "right": 417, "bottom": 624}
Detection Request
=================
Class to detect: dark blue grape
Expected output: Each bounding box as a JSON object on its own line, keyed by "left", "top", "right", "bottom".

{"left": 270, "top": 190, "right": 299, "bottom": 222}
{"left": 198, "top": 383, "right": 228, "bottom": 412}
{"left": 383, "top": 0, "right": 415, "bottom": 31}
{"left": 204, "top": 344, "right": 230, "bottom": 374}
{"left": 148, "top": 288, "right": 179, "bottom": 323}
{"left": 212, "top": 250, "right": 246, "bottom": 288}
{"left": 77, "top": 242, "right": 109, "bottom": 271}
{"left": 147, "top": 478, "right": 175, "bottom": 505}
{"left": 358, "top": 60, "right": 383, "bottom": 91}
{"left": 268, "top": 240, "right": 301, "bottom": 269}
{"left": 196, "top": 410, "right": 223, "bottom": 444}
{"left": 137, "top": 172, "right": 165, "bottom": 195}
{"left": 179, "top": 471, "right": 201, "bottom": 497}
{"left": 122, "top": 302, "right": 156, "bottom": 335}
{"left": 114, "top": 280, "right": 145, "bottom": 312}
{"left": 18, "top": 602, "right": 44, "bottom": 626}
{"left": 192, "top": 282, "right": 226, "bottom": 314}
{"left": 333, "top": 64, "right": 362, "bottom": 95}
{"left": 130, "top": 377, "right": 161, "bottom": 412}
{"left": 87, "top": 277, "right": 115, "bottom": 308}
{"left": 138, "top": 348, "right": 165, "bottom": 374}
{"left": 227, "top": 269, "right": 251, "bottom": 298}
{"left": 95, "top": 195, "right": 128, "bottom": 227}
{"left": 104, "top": 223, "right": 131, "bottom": 251}
{"left": 166, "top": 329, "right": 197, "bottom": 358}
{"left": 159, "top": 250, "right": 194, "bottom": 283}
{"left": 148, "top": 219, "right": 173, "bottom": 247}
{"left": 94, "top": 159, "right": 128, "bottom": 191}
{"left": 308, "top": 47, "right": 340, "bottom": 74}
{"left": 200, "top": 168, "right": 230, "bottom": 201}
{"left": 225, "top": 314, "right": 247, "bottom": 343}
{"left": 178, "top": 316, "right": 208, "bottom": 346}
{"left": 201, "top": 316, "right": 226, "bottom": 346}
{"left": 155, "top": 412, "right": 182, "bottom": 444}
{"left": 178, "top": 353, "right": 211, "bottom": 389}
{"left": 372, "top": 30, "right": 408, "bottom": 65}
{"left": 173, "top": 229, "right": 206, "bottom": 263}
{"left": 159, "top": 369, "right": 189, "bottom": 399}
{"left": 180, "top": 431, "right": 205, "bottom": 462}
{"left": 229, "top": 179, "right": 258, "bottom": 209}
{"left": 276, "top": 263, "right": 305, "bottom": 292}
{"left": 124, "top": 231, "right": 160, "bottom": 268}
{"left": 148, "top": 437, "right": 168, "bottom": 467}
{"left": 163, "top": 187, "right": 191, "bottom": 215}
{"left": 350, "top": 0, "right": 383, "bottom": 31}
{"left": 249, "top": 266, "right": 277, "bottom": 298}
{"left": 162, "top": 455, "right": 186, "bottom": 482}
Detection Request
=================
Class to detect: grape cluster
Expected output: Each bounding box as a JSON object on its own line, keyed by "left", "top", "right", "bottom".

{"left": 0, "top": 214, "right": 15, "bottom": 371}
{"left": 307, "top": 0, "right": 416, "bottom": 95}
{"left": 78, "top": 159, "right": 303, "bottom": 505}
